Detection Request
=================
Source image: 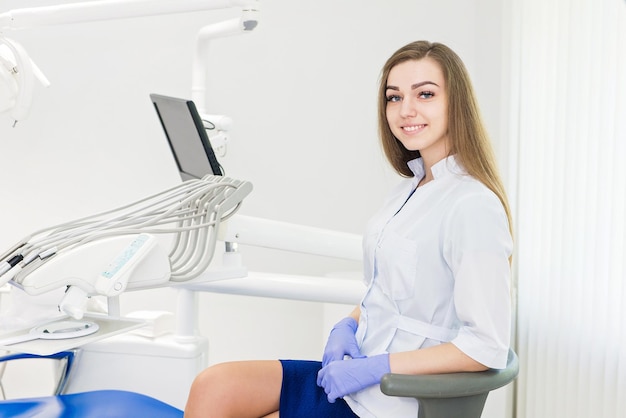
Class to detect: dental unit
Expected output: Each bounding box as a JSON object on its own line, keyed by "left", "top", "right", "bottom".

{"left": 0, "top": 0, "right": 365, "bottom": 413}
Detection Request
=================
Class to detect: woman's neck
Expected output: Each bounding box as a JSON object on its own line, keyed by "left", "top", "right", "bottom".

{"left": 418, "top": 154, "right": 447, "bottom": 187}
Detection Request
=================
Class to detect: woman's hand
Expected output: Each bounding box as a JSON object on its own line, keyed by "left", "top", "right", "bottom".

{"left": 321, "top": 317, "right": 364, "bottom": 367}
{"left": 317, "top": 354, "right": 390, "bottom": 402}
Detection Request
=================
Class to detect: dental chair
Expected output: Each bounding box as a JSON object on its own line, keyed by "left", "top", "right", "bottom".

{"left": 0, "top": 351, "right": 183, "bottom": 418}
{"left": 0, "top": 349, "right": 518, "bottom": 418}
{"left": 381, "top": 348, "right": 519, "bottom": 418}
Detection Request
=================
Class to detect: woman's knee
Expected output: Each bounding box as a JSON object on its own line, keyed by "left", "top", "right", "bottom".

{"left": 189, "top": 363, "right": 237, "bottom": 400}
{"left": 185, "top": 361, "right": 282, "bottom": 418}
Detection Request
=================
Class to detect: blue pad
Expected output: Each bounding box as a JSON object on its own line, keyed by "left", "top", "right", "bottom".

{"left": 0, "top": 390, "right": 183, "bottom": 418}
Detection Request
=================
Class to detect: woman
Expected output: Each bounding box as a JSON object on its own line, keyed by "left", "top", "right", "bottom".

{"left": 184, "top": 40, "right": 513, "bottom": 418}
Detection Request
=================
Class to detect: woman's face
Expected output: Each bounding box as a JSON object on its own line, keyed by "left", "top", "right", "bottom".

{"left": 385, "top": 58, "right": 450, "bottom": 163}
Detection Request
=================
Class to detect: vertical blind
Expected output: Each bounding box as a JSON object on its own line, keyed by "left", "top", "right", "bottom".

{"left": 509, "top": 0, "right": 626, "bottom": 417}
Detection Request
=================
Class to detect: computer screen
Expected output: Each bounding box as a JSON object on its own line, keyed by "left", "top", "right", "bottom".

{"left": 150, "top": 93, "right": 223, "bottom": 181}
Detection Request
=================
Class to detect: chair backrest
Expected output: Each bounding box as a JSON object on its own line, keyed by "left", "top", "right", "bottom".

{"left": 380, "top": 349, "right": 519, "bottom": 418}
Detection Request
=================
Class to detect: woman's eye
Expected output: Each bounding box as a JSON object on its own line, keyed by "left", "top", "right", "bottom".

{"left": 419, "top": 91, "right": 435, "bottom": 99}
{"left": 386, "top": 95, "right": 401, "bottom": 103}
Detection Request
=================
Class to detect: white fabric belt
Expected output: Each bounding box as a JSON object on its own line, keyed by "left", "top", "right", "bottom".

{"left": 396, "top": 315, "right": 458, "bottom": 342}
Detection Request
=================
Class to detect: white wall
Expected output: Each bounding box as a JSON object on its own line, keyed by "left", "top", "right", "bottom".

{"left": 0, "top": 0, "right": 509, "bottom": 413}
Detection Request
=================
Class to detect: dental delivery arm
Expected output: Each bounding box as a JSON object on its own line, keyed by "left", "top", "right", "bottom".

{"left": 0, "top": 176, "right": 253, "bottom": 317}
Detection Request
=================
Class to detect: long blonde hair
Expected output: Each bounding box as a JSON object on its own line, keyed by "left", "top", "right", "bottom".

{"left": 378, "top": 40, "right": 513, "bottom": 234}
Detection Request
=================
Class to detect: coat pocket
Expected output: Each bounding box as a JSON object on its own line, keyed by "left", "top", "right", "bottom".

{"left": 376, "top": 229, "right": 417, "bottom": 301}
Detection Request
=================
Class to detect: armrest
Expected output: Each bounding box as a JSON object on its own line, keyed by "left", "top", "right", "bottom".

{"left": 380, "top": 350, "right": 519, "bottom": 418}
{"left": 0, "top": 351, "right": 76, "bottom": 395}
{"left": 381, "top": 349, "right": 519, "bottom": 399}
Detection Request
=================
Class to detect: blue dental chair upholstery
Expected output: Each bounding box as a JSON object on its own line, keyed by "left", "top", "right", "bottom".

{"left": 0, "top": 390, "right": 183, "bottom": 418}
{"left": 0, "top": 351, "right": 183, "bottom": 418}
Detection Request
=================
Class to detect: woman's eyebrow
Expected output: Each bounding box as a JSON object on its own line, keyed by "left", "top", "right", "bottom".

{"left": 386, "top": 81, "right": 440, "bottom": 91}
{"left": 411, "top": 81, "right": 439, "bottom": 89}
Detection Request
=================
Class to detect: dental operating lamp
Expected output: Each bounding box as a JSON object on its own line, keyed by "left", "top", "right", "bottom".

{"left": 0, "top": 38, "right": 50, "bottom": 126}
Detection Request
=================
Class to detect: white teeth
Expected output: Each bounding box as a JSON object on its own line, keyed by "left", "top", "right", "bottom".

{"left": 403, "top": 125, "right": 424, "bottom": 132}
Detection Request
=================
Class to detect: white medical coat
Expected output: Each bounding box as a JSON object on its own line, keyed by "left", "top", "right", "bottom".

{"left": 345, "top": 156, "right": 513, "bottom": 418}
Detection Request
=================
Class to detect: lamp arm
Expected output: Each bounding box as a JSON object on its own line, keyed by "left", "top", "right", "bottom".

{"left": 0, "top": 0, "right": 259, "bottom": 30}
{"left": 192, "top": 8, "right": 259, "bottom": 115}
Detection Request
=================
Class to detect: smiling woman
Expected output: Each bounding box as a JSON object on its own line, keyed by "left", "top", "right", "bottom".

{"left": 377, "top": 41, "right": 512, "bottom": 233}
{"left": 184, "top": 40, "right": 514, "bottom": 418}
{"left": 384, "top": 59, "right": 450, "bottom": 176}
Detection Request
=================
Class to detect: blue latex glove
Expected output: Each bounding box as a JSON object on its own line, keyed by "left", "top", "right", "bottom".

{"left": 316, "top": 353, "right": 390, "bottom": 403}
{"left": 322, "top": 317, "right": 364, "bottom": 367}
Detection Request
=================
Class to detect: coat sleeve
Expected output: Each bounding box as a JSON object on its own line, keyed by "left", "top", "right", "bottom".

{"left": 442, "top": 186, "right": 513, "bottom": 369}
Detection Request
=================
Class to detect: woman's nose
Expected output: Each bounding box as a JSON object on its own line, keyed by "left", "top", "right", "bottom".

{"left": 400, "top": 97, "right": 417, "bottom": 118}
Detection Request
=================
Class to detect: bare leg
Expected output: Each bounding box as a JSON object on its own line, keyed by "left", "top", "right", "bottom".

{"left": 184, "top": 360, "right": 282, "bottom": 418}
